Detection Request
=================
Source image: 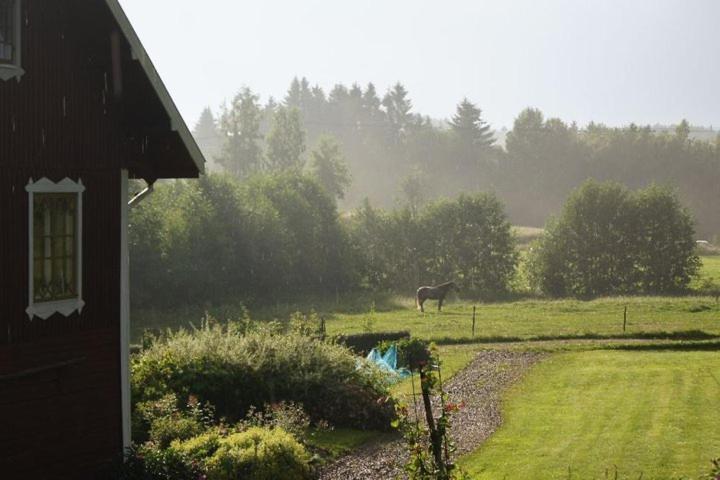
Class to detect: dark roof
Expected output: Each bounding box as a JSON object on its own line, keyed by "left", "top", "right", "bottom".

{"left": 105, "top": 0, "right": 205, "bottom": 178}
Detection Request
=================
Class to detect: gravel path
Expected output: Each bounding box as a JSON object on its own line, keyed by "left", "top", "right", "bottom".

{"left": 319, "top": 350, "right": 544, "bottom": 480}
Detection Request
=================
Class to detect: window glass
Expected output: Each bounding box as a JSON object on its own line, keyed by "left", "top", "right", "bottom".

{"left": 33, "top": 194, "right": 77, "bottom": 302}
{"left": 0, "top": 0, "right": 15, "bottom": 64}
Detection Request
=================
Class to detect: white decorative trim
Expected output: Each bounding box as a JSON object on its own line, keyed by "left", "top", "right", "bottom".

{"left": 0, "top": 0, "right": 24, "bottom": 82}
{"left": 26, "top": 177, "right": 85, "bottom": 193}
{"left": 120, "top": 170, "right": 131, "bottom": 452}
{"left": 25, "top": 177, "right": 85, "bottom": 320}
{"left": 0, "top": 64, "right": 25, "bottom": 81}
{"left": 26, "top": 298, "right": 86, "bottom": 321}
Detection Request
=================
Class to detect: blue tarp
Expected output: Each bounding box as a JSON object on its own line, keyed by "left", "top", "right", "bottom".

{"left": 366, "top": 344, "right": 411, "bottom": 381}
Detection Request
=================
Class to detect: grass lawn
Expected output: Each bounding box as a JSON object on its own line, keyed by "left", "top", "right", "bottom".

{"left": 459, "top": 349, "right": 720, "bottom": 479}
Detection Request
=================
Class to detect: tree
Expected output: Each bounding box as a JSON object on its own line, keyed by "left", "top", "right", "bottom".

{"left": 634, "top": 184, "right": 699, "bottom": 292}
{"left": 399, "top": 167, "right": 428, "bottom": 218}
{"left": 284, "top": 76, "right": 312, "bottom": 112}
{"left": 528, "top": 180, "right": 699, "bottom": 297}
{"left": 192, "top": 107, "right": 223, "bottom": 172}
{"left": 266, "top": 107, "right": 306, "bottom": 171}
{"left": 217, "top": 88, "right": 263, "bottom": 178}
{"left": 675, "top": 119, "right": 691, "bottom": 143}
{"left": 383, "top": 83, "right": 413, "bottom": 142}
{"left": 450, "top": 98, "right": 494, "bottom": 148}
{"left": 309, "top": 136, "right": 352, "bottom": 199}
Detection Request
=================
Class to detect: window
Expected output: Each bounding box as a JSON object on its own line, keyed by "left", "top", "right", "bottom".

{"left": 26, "top": 178, "right": 85, "bottom": 320}
{"left": 0, "top": 0, "right": 23, "bottom": 81}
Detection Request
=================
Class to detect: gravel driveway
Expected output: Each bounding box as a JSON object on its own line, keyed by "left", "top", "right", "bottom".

{"left": 319, "top": 350, "right": 544, "bottom": 480}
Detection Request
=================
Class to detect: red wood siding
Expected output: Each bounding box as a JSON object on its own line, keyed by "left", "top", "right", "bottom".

{"left": 0, "top": 329, "right": 121, "bottom": 479}
{"left": 0, "top": 1, "right": 128, "bottom": 477}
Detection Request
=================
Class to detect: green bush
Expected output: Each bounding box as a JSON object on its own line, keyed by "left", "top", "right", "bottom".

{"left": 132, "top": 393, "right": 215, "bottom": 446}
{"left": 335, "top": 330, "right": 411, "bottom": 355}
{"left": 528, "top": 180, "right": 699, "bottom": 297}
{"left": 132, "top": 323, "right": 394, "bottom": 430}
{"left": 199, "top": 427, "right": 312, "bottom": 480}
{"left": 119, "top": 427, "right": 311, "bottom": 480}
{"left": 117, "top": 444, "right": 201, "bottom": 480}
{"left": 377, "top": 338, "right": 432, "bottom": 371}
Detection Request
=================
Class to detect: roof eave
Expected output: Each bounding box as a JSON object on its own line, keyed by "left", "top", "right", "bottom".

{"left": 104, "top": 0, "right": 206, "bottom": 176}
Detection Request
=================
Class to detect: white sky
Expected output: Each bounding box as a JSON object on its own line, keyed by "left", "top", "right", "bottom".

{"left": 118, "top": 0, "right": 720, "bottom": 130}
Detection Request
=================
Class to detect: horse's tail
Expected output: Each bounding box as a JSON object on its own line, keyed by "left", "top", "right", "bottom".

{"left": 415, "top": 289, "right": 422, "bottom": 310}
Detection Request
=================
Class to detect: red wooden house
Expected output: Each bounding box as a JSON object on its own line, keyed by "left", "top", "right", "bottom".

{"left": 0, "top": 1, "right": 204, "bottom": 477}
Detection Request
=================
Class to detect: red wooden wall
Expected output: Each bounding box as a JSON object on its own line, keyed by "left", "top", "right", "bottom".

{"left": 0, "top": 1, "right": 177, "bottom": 477}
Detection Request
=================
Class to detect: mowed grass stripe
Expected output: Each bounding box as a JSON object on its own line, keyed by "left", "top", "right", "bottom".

{"left": 459, "top": 350, "right": 720, "bottom": 479}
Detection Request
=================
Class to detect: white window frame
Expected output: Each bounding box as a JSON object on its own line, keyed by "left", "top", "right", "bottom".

{"left": 25, "top": 177, "right": 85, "bottom": 320}
{"left": 0, "top": 0, "right": 24, "bottom": 82}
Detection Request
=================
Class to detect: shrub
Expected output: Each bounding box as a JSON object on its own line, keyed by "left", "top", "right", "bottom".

{"left": 132, "top": 323, "right": 394, "bottom": 430}
{"left": 119, "top": 427, "right": 311, "bottom": 480}
{"left": 237, "top": 402, "right": 312, "bottom": 440}
{"left": 334, "top": 330, "right": 411, "bottom": 355}
{"left": 377, "top": 338, "right": 432, "bottom": 371}
{"left": 117, "top": 444, "right": 200, "bottom": 480}
{"left": 132, "top": 393, "right": 215, "bottom": 446}
{"left": 200, "top": 427, "right": 312, "bottom": 480}
{"left": 528, "top": 180, "right": 699, "bottom": 297}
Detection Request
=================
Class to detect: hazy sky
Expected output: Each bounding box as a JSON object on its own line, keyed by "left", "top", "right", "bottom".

{"left": 118, "top": 0, "right": 720, "bottom": 130}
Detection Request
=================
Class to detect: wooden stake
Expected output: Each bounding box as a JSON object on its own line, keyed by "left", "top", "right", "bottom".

{"left": 472, "top": 306, "right": 477, "bottom": 338}
{"left": 623, "top": 306, "right": 627, "bottom": 332}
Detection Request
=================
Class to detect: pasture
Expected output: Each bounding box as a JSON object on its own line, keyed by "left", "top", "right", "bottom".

{"left": 324, "top": 296, "right": 720, "bottom": 344}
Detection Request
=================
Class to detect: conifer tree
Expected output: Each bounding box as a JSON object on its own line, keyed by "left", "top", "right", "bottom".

{"left": 450, "top": 98, "right": 494, "bottom": 148}
{"left": 383, "top": 83, "right": 413, "bottom": 141}
{"left": 217, "top": 88, "right": 263, "bottom": 178}
{"left": 193, "top": 107, "right": 223, "bottom": 172}
{"left": 266, "top": 107, "right": 306, "bottom": 171}
{"left": 309, "top": 135, "right": 351, "bottom": 199}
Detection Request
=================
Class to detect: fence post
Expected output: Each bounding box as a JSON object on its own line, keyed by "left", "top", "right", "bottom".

{"left": 472, "top": 306, "right": 477, "bottom": 338}
{"left": 623, "top": 306, "right": 627, "bottom": 332}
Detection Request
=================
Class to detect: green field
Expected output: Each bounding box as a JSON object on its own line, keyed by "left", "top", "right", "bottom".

{"left": 460, "top": 350, "right": 720, "bottom": 479}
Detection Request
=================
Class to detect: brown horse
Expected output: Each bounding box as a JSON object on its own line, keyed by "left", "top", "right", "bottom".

{"left": 416, "top": 281, "right": 459, "bottom": 312}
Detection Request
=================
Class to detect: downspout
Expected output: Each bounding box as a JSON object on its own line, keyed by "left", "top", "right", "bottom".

{"left": 120, "top": 177, "right": 154, "bottom": 455}
{"left": 128, "top": 181, "right": 154, "bottom": 208}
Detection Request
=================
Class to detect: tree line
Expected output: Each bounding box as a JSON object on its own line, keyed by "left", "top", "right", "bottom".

{"left": 129, "top": 173, "right": 698, "bottom": 308}
{"left": 194, "top": 77, "right": 720, "bottom": 238}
